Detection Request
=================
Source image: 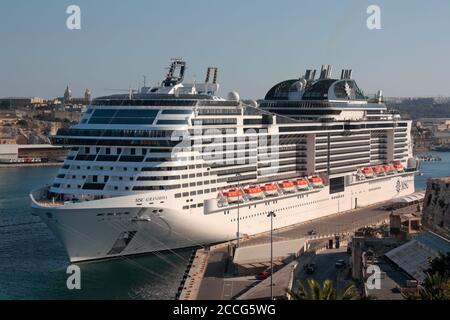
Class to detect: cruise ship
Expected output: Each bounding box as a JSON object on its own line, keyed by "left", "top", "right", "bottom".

{"left": 30, "top": 60, "right": 417, "bottom": 262}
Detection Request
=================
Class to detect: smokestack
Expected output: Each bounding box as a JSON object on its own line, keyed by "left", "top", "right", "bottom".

{"left": 305, "top": 69, "right": 316, "bottom": 81}
{"left": 213, "top": 68, "right": 218, "bottom": 84}
{"left": 320, "top": 65, "right": 332, "bottom": 79}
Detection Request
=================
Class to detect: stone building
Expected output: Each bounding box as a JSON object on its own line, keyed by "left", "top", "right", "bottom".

{"left": 422, "top": 177, "right": 450, "bottom": 239}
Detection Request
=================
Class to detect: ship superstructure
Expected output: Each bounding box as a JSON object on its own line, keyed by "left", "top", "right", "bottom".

{"left": 30, "top": 60, "right": 416, "bottom": 262}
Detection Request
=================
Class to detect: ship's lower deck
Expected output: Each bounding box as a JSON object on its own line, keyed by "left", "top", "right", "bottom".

{"left": 30, "top": 172, "right": 415, "bottom": 262}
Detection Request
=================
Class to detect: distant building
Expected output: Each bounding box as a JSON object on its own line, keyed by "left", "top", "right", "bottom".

{"left": 0, "top": 144, "right": 67, "bottom": 163}
{"left": 61, "top": 85, "right": 92, "bottom": 106}
{"left": 433, "top": 131, "right": 450, "bottom": 145}
{"left": 0, "top": 97, "right": 45, "bottom": 108}
{"left": 63, "top": 85, "right": 72, "bottom": 104}
{"left": 417, "top": 118, "right": 450, "bottom": 131}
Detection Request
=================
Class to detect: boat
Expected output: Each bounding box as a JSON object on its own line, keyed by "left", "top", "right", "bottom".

{"left": 294, "top": 178, "right": 309, "bottom": 191}
{"left": 308, "top": 176, "right": 324, "bottom": 188}
{"left": 361, "top": 167, "right": 374, "bottom": 178}
{"left": 278, "top": 181, "right": 296, "bottom": 193}
{"left": 383, "top": 164, "right": 395, "bottom": 175}
{"left": 29, "top": 60, "right": 417, "bottom": 263}
{"left": 223, "top": 188, "right": 243, "bottom": 203}
{"left": 244, "top": 185, "right": 264, "bottom": 200}
{"left": 372, "top": 166, "right": 385, "bottom": 176}
{"left": 393, "top": 162, "right": 405, "bottom": 173}
{"left": 261, "top": 183, "right": 278, "bottom": 197}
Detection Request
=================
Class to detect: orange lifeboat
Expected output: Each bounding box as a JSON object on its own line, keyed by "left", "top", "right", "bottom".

{"left": 361, "top": 167, "right": 374, "bottom": 178}
{"left": 261, "top": 183, "right": 279, "bottom": 196}
{"left": 372, "top": 165, "right": 385, "bottom": 176}
{"left": 223, "top": 188, "right": 243, "bottom": 203}
{"left": 244, "top": 185, "right": 264, "bottom": 200}
{"left": 294, "top": 178, "right": 309, "bottom": 191}
{"left": 393, "top": 162, "right": 404, "bottom": 173}
{"left": 308, "top": 176, "right": 324, "bottom": 188}
{"left": 279, "top": 181, "right": 296, "bottom": 193}
{"left": 383, "top": 164, "right": 394, "bottom": 175}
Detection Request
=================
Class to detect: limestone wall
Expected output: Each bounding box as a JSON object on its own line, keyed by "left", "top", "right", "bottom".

{"left": 422, "top": 177, "right": 450, "bottom": 238}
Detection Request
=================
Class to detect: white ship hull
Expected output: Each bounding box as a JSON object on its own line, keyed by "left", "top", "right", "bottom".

{"left": 31, "top": 172, "right": 414, "bottom": 263}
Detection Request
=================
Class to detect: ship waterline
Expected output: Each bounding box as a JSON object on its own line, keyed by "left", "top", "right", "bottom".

{"left": 30, "top": 60, "right": 417, "bottom": 262}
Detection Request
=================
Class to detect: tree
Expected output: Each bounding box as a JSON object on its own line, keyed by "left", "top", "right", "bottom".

{"left": 288, "top": 279, "right": 360, "bottom": 300}
{"left": 420, "top": 273, "right": 450, "bottom": 300}
{"left": 419, "top": 253, "right": 450, "bottom": 300}
{"left": 426, "top": 253, "right": 450, "bottom": 279}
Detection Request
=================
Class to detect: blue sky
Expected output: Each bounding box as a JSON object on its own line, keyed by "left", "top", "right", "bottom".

{"left": 0, "top": 0, "right": 449, "bottom": 99}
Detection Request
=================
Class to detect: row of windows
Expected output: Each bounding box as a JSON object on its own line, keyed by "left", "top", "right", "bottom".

{"left": 176, "top": 188, "right": 218, "bottom": 198}
{"left": 192, "top": 118, "right": 237, "bottom": 126}
{"left": 157, "top": 119, "right": 189, "bottom": 125}
{"left": 279, "top": 122, "right": 407, "bottom": 132}
{"left": 56, "top": 128, "right": 176, "bottom": 138}
{"left": 52, "top": 138, "right": 181, "bottom": 147}
{"left": 182, "top": 203, "right": 204, "bottom": 210}
{"left": 91, "top": 100, "right": 198, "bottom": 106}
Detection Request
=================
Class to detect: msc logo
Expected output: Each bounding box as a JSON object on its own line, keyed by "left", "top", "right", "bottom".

{"left": 395, "top": 179, "right": 409, "bottom": 193}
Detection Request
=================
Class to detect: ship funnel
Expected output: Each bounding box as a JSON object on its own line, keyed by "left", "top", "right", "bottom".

{"left": 341, "top": 69, "right": 353, "bottom": 80}
{"left": 376, "top": 90, "right": 383, "bottom": 103}
{"left": 305, "top": 69, "right": 316, "bottom": 81}
{"left": 205, "top": 67, "right": 218, "bottom": 84}
{"left": 320, "top": 65, "right": 333, "bottom": 79}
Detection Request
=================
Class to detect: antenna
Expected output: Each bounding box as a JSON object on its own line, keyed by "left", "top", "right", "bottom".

{"left": 143, "top": 75, "right": 147, "bottom": 87}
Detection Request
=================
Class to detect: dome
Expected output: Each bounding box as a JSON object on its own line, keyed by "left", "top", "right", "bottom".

{"left": 227, "top": 91, "right": 240, "bottom": 101}
{"left": 248, "top": 99, "right": 258, "bottom": 108}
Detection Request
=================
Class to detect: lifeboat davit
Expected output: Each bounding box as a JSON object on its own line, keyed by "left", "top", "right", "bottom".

{"left": 361, "top": 167, "right": 374, "bottom": 178}
{"left": 372, "top": 165, "right": 385, "bottom": 176}
{"left": 294, "top": 178, "right": 309, "bottom": 191}
{"left": 308, "top": 176, "right": 324, "bottom": 188}
{"left": 244, "top": 185, "right": 264, "bottom": 200}
{"left": 279, "top": 181, "right": 296, "bottom": 193}
{"left": 383, "top": 164, "right": 395, "bottom": 175}
{"left": 261, "top": 183, "right": 279, "bottom": 197}
{"left": 223, "top": 188, "right": 243, "bottom": 203}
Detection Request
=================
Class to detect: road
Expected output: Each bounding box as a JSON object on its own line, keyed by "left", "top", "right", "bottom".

{"left": 194, "top": 203, "right": 391, "bottom": 300}
{"left": 293, "top": 247, "right": 352, "bottom": 295}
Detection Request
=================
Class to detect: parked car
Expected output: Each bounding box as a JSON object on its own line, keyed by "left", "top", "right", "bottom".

{"left": 304, "top": 263, "right": 317, "bottom": 274}
{"left": 335, "top": 259, "right": 346, "bottom": 268}
{"left": 256, "top": 269, "right": 272, "bottom": 280}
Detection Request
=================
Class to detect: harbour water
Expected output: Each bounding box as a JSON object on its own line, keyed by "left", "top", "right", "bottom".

{"left": 0, "top": 152, "right": 449, "bottom": 299}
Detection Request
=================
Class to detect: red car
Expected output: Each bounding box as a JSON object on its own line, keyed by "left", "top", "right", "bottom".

{"left": 256, "top": 270, "right": 272, "bottom": 280}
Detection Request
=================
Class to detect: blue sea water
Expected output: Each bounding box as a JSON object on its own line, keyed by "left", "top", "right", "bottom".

{"left": 0, "top": 152, "right": 448, "bottom": 299}
{"left": 0, "top": 167, "right": 191, "bottom": 299}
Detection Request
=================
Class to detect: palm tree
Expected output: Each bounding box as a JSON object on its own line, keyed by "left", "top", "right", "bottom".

{"left": 288, "top": 279, "right": 360, "bottom": 300}
{"left": 420, "top": 273, "right": 450, "bottom": 300}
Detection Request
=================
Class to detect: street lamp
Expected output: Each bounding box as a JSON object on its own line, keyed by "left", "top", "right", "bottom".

{"left": 267, "top": 210, "right": 276, "bottom": 300}
{"left": 236, "top": 173, "right": 242, "bottom": 248}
